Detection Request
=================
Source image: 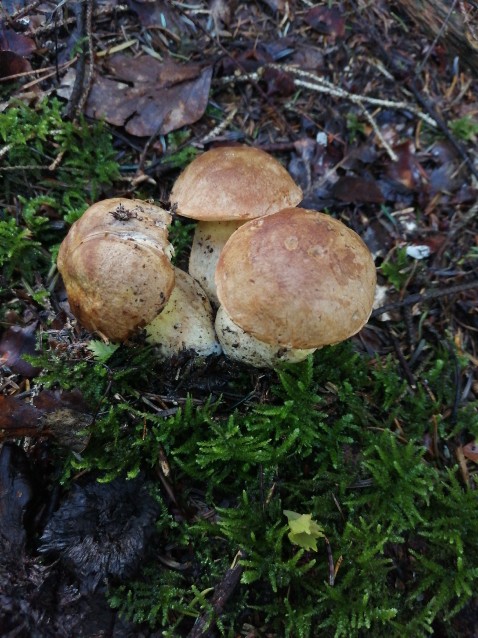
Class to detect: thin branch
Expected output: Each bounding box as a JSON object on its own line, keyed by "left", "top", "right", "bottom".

{"left": 360, "top": 106, "right": 398, "bottom": 162}
{"left": 371, "top": 280, "right": 478, "bottom": 319}
{"left": 187, "top": 550, "right": 245, "bottom": 638}
{"left": 269, "top": 64, "right": 438, "bottom": 128}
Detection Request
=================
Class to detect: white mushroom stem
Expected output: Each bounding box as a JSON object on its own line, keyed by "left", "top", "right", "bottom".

{"left": 146, "top": 268, "right": 221, "bottom": 358}
{"left": 189, "top": 220, "right": 244, "bottom": 306}
{"left": 215, "top": 305, "right": 315, "bottom": 368}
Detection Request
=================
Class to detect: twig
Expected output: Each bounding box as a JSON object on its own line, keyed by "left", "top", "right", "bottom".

{"left": 76, "top": 0, "right": 95, "bottom": 115}
{"left": 360, "top": 105, "right": 398, "bottom": 162}
{"left": 198, "top": 107, "right": 238, "bottom": 145}
{"left": 408, "top": 80, "right": 478, "bottom": 182}
{"left": 65, "top": 0, "right": 95, "bottom": 120}
{"left": 168, "top": 0, "right": 297, "bottom": 139}
{"left": 187, "top": 550, "right": 245, "bottom": 638}
{"left": 268, "top": 63, "right": 438, "bottom": 128}
{"left": 7, "top": 0, "right": 43, "bottom": 21}
{"left": 23, "top": 3, "right": 129, "bottom": 36}
{"left": 0, "top": 58, "right": 76, "bottom": 83}
{"left": 371, "top": 280, "right": 478, "bottom": 318}
{"left": 415, "top": 0, "right": 459, "bottom": 75}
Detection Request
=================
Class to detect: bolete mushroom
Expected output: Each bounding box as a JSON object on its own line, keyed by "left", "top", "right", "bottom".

{"left": 57, "top": 198, "right": 175, "bottom": 342}
{"left": 145, "top": 267, "right": 221, "bottom": 358}
{"left": 214, "top": 208, "right": 377, "bottom": 367}
{"left": 170, "top": 145, "right": 302, "bottom": 305}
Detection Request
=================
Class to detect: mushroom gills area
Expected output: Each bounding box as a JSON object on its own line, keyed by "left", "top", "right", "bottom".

{"left": 215, "top": 305, "right": 315, "bottom": 368}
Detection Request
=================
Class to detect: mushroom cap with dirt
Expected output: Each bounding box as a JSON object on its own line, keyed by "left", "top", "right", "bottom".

{"left": 170, "top": 145, "right": 303, "bottom": 305}
{"left": 145, "top": 267, "right": 221, "bottom": 359}
{"left": 214, "top": 207, "right": 377, "bottom": 366}
{"left": 57, "top": 198, "right": 175, "bottom": 342}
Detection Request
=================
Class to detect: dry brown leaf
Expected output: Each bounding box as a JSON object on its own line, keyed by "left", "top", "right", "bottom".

{"left": 0, "top": 323, "right": 40, "bottom": 377}
{"left": 85, "top": 55, "right": 212, "bottom": 137}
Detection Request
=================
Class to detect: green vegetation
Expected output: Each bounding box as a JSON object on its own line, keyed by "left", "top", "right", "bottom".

{"left": 31, "top": 337, "right": 478, "bottom": 637}
{"left": 449, "top": 115, "right": 478, "bottom": 142}
{"left": 0, "top": 98, "right": 120, "bottom": 283}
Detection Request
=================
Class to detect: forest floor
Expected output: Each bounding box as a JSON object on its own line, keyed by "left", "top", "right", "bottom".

{"left": 1, "top": 1, "right": 478, "bottom": 637}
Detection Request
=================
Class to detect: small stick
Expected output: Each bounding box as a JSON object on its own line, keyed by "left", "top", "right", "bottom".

{"left": 360, "top": 105, "right": 398, "bottom": 162}
{"left": 187, "top": 550, "right": 245, "bottom": 638}
{"left": 268, "top": 63, "right": 438, "bottom": 128}
{"left": 371, "top": 280, "right": 478, "bottom": 318}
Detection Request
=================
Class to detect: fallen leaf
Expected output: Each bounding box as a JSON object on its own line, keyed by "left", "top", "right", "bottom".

{"left": 0, "top": 323, "right": 41, "bottom": 377}
{"left": 284, "top": 510, "right": 324, "bottom": 552}
{"left": 0, "top": 22, "right": 36, "bottom": 56}
{"left": 305, "top": 6, "right": 346, "bottom": 38}
{"left": 0, "top": 50, "right": 31, "bottom": 79}
{"left": 126, "top": 0, "right": 187, "bottom": 33}
{"left": 463, "top": 441, "right": 478, "bottom": 463}
{"left": 85, "top": 55, "right": 212, "bottom": 137}
{"left": 386, "top": 142, "right": 424, "bottom": 191}
{"left": 263, "top": 67, "right": 295, "bottom": 97}
{"left": 332, "top": 175, "right": 385, "bottom": 204}
{"left": 0, "top": 390, "right": 92, "bottom": 452}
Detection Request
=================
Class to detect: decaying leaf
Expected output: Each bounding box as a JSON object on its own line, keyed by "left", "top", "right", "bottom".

{"left": 0, "top": 50, "right": 31, "bottom": 79}
{"left": 463, "top": 441, "right": 478, "bottom": 463}
{"left": 0, "top": 390, "right": 92, "bottom": 452}
{"left": 85, "top": 54, "right": 212, "bottom": 137}
{"left": 332, "top": 175, "right": 385, "bottom": 204}
{"left": 0, "top": 323, "right": 41, "bottom": 377}
{"left": 126, "top": 0, "right": 185, "bottom": 32}
{"left": 304, "top": 6, "right": 346, "bottom": 38}
{"left": 0, "top": 23, "right": 36, "bottom": 57}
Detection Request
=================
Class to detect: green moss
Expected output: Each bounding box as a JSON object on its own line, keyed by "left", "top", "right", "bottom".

{"left": 29, "top": 336, "right": 478, "bottom": 637}
{"left": 0, "top": 98, "right": 120, "bottom": 281}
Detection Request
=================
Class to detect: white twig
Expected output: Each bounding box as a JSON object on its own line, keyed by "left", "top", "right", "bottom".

{"left": 199, "top": 107, "right": 238, "bottom": 146}
{"left": 361, "top": 106, "right": 398, "bottom": 162}
{"left": 216, "top": 64, "right": 437, "bottom": 129}
{"left": 270, "top": 63, "right": 438, "bottom": 128}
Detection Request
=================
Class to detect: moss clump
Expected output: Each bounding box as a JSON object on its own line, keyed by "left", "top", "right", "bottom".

{"left": 31, "top": 336, "right": 478, "bottom": 638}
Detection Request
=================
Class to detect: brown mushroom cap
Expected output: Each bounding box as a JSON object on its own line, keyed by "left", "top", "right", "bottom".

{"left": 170, "top": 145, "right": 303, "bottom": 221}
{"left": 215, "top": 208, "right": 377, "bottom": 349}
{"left": 57, "top": 198, "right": 174, "bottom": 342}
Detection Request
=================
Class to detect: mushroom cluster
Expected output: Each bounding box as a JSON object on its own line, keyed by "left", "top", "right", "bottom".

{"left": 57, "top": 146, "right": 376, "bottom": 368}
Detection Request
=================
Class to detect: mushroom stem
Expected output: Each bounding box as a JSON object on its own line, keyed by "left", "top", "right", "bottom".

{"left": 146, "top": 268, "right": 221, "bottom": 358}
{"left": 215, "top": 305, "right": 315, "bottom": 368}
{"left": 189, "top": 220, "right": 244, "bottom": 306}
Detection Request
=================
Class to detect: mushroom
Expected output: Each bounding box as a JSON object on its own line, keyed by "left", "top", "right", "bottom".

{"left": 214, "top": 208, "right": 377, "bottom": 367}
{"left": 57, "top": 198, "right": 175, "bottom": 342}
{"left": 170, "top": 145, "right": 302, "bottom": 305}
{"left": 145, "top": 267, "right": 221, "bottom": 358}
